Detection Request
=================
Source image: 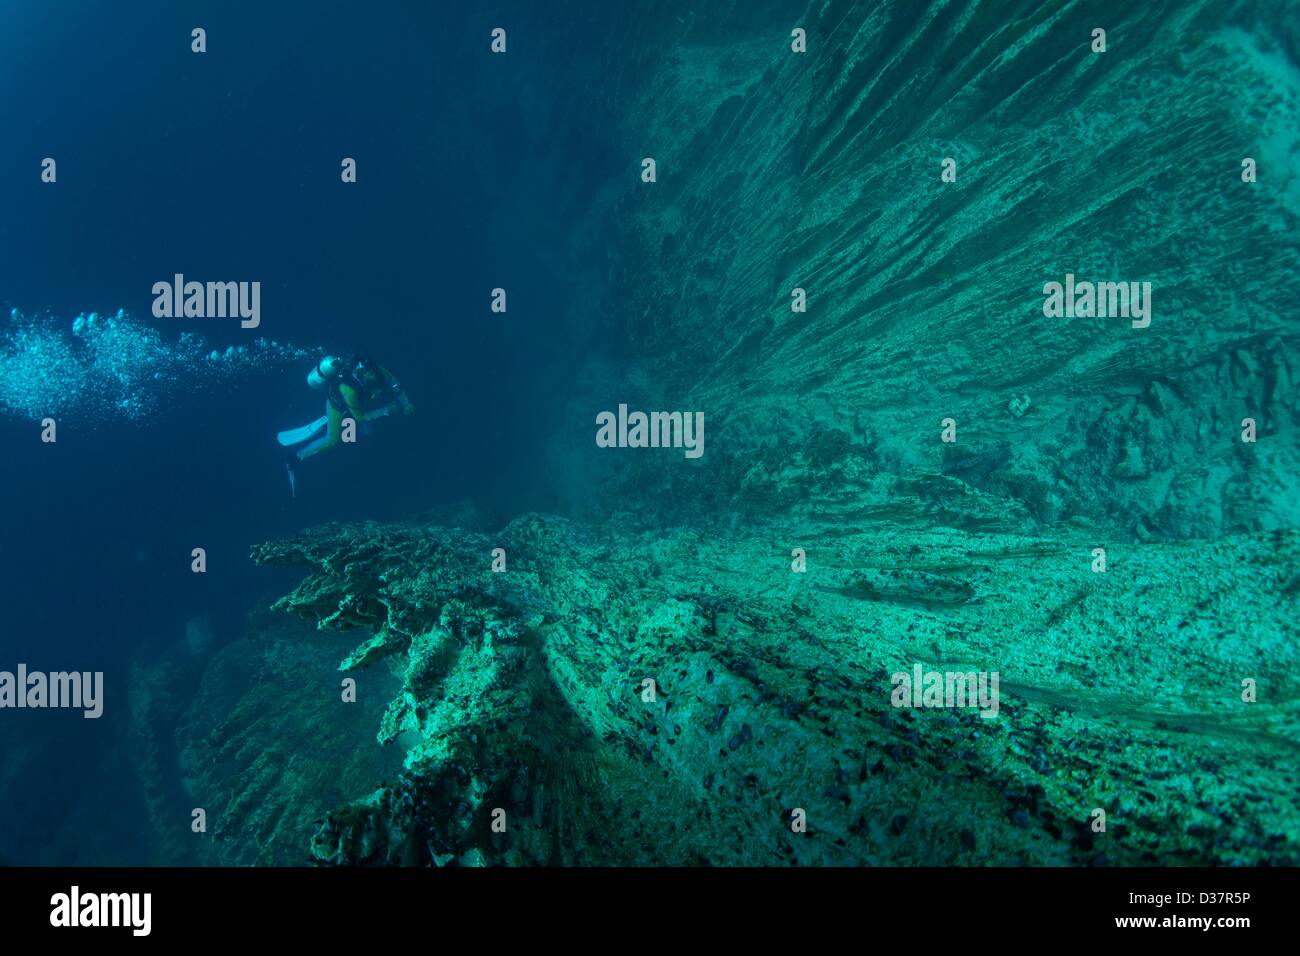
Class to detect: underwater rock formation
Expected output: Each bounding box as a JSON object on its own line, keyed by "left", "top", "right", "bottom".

{"left": 554, "top": 0, "right": 1300, "bottom": 540}
{"left": 126, "top": 658, "right": 203, "bottom": 865}
{"left": 231, "top": 0, "right": 1300, "bottom": 866}
{"left": 252, "top": 515, "right": 1299, "bottom": 865}
{"left": 120, "top": 613, "right": 401, "bottom": 866}
{"left": 172, "top": 623, "right": 403, "bottom": 866}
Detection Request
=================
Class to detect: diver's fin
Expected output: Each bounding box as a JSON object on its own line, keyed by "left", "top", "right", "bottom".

{"left": 277, "top": 415, "right": 328, "bottom": 447}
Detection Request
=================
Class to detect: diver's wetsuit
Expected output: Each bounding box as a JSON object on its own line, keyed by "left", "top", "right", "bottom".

{"left": 295, "top": 364, "right": 411, "bottom": 460}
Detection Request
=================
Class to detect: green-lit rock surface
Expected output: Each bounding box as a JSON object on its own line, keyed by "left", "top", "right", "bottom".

{"left": 123, "top": 613, "right": 403, "bottom": 866}
{"left": 550, "top": 0, "right": 1300, "bottom": 540}
{"left": 230, "top": 1, "right": 1300, "bottom": 865}
{"left": 248, "top": 516, "right": 1299, "bottom": 865}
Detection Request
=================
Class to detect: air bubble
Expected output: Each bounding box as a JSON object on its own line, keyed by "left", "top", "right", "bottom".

{"left": 0, "top": 308, "right": 314, "bottom": 423}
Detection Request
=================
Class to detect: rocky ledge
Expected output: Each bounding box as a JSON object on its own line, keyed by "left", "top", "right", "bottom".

{"left": 249, "top": 513, "right": 1299, "bottom": 865}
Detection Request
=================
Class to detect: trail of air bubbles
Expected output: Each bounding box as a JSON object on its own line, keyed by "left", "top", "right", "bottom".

{"left": 0, "top": 307, "right": 314, "bottom": 424}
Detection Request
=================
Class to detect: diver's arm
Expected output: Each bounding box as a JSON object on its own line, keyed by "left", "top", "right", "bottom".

{"left": 351, "top": 386, "right": 413, "bottom": 422}
{"left": 344, "top": 366, "right": 413, "bottom": 422}
{"left": 371, "top": 393, "right": 414, "bottom": 419}
{"left": 378, "top": 366, "right": 415, "bottom": 415}
{"left": 353, "top": 403, "right": 396, "bottom": 422}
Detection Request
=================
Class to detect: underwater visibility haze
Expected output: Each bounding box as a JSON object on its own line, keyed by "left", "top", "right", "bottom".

{"left": 0, "top": 0, "right": 1298, "bottom": 873}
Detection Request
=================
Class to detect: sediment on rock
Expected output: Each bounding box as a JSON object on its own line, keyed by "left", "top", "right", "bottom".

{"left": 252, "top": 514, "right": 1300, "bottom": 866}
{"left": 551, "top": 0, "right": 1300, "bottom": 539}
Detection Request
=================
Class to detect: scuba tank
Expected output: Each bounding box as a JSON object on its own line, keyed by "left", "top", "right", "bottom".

{"left": 307, "top": 355, "right": 345, "bottom": 390}
{"left": 308, "top": 354, "right": 363, "bottom": 416}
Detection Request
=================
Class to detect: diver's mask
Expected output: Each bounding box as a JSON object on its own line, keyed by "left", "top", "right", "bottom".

{"left": 353, "top": 359, "right": 383, "bottom": 388}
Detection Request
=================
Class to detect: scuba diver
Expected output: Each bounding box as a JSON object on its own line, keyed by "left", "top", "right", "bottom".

{"left": 278, "top": 353, "right": 414, "bottom": 496}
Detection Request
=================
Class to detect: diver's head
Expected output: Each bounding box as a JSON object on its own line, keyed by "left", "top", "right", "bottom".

{"left": 351, "top": 354, "right": 383, "bottom": 387}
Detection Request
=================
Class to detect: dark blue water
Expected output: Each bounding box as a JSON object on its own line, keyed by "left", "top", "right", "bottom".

{"left": 0, "top": 1, "right": 621, "bottom": 863}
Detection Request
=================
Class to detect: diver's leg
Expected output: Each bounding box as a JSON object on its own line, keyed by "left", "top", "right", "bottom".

{"left": 295, "top": 404, "right": 345, "bottom": 459}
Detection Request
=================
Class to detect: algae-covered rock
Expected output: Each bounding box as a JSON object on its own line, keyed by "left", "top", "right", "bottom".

{"left": 251, "top": 515, "right": 1300, "bottom": 865}
{"left": 122, "top": 612, "right": 404, "bottom": 866}
{"left": 233, "top": 0, "right": 1299, "bottom": 867}
{"left": 551, "top": 0, "right": 1300, "bottom": 540}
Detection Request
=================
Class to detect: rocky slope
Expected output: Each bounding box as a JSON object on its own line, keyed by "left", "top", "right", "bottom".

{"left": 555, "top": 0, "right": 1300, "bottom": 540}
{"left": 246, "top": 515, "right": 1298, "bottom": 865}
{"left": 124, "top": 614, "right": 403, "bottom": 866}
{"left": 223, "top": 0, "right": 1300, "bottom": 865}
